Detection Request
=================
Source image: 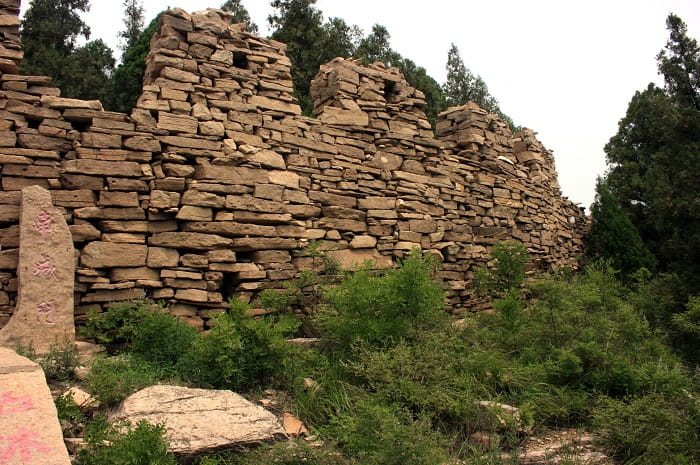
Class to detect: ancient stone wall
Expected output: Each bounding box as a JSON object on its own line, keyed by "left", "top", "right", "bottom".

{"left": 0, "top": 7, "right": 586, "bottom": 329}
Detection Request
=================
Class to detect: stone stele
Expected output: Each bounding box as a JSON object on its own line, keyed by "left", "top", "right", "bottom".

{"left": 0, "top": 347, "right": 72, "bottom": 465}
{"left": 0, "top": 186, "right": 75, "bottom": 353}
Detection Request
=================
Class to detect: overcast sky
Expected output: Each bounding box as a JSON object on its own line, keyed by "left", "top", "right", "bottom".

{"left": 20, "top": 0, "right": 700, "bottom": 209}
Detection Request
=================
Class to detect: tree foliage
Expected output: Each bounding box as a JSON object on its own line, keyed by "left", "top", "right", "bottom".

{"left": 20, "top": 0, "right": 116, "bottom": 101}
{"left": 443, "top": 43, "right": 515, "bottom": 129}
{"left": 221, "top": 0, "right": 258, "bottom": 34}
{"left": 268, "top": 1, "right": 445, "bottom": 125}
{"left": 118, "top": 0, "right": 144, "bottom": 52}
{"left": 585, "top": 177, "right": 656, "bottom": 275}
{"left": 105, "top": 13, "right": 162, "bottom": 113}
{"left": 605, "top": 13, "right": 700, "bottom": 292}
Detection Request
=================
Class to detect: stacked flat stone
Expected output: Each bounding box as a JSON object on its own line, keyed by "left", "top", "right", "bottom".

{"left": 0, "top": 6, "right": 586, "bottom": 329}
{"left": 0, "top": 0, "right": 21, "bottom": 74}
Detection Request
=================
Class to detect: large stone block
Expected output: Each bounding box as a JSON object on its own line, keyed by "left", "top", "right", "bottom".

{"left": 81, "top": 242, "right": 148, "bottom": 268}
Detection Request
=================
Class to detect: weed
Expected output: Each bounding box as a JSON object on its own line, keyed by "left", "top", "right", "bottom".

{"left": 79, "top": 299, "right": 157, "bottom": 348}
{"left": 16, "top": 339, "right": 80, "bottom": 381}
{"left": 317, "top": 248, "right": 446, "bottom": 354}
{"left": 130, "top": 308, "right": 197, "bottom": 371}
{"left": 178, "top": 298, "right": 299, "bottom": 390}
{"left": 75, "top": 417, "right": 176, "bottom": 465}
{"left": 85, "top": 355, "right": 166, "bottom": 407}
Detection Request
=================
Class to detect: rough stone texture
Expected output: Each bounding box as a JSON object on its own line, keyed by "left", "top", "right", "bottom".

{"left": 0, "top": 348, "right": 72, "bottom": 465}
{"left": 110, "top": 385, "right": 285, "bottom": 458}
{"left": 0, "top": 6, "right": 586, "bottom": 328}
{"left": 0, "top": 186, "right": 74, "bottom": 352}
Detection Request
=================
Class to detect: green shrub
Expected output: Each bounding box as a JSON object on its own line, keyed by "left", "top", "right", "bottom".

{"left": 80, "top": 299, "right": 156, "bottom": 347}
{"left": 55, "top": 393, "right": 86, "bottom": 436}
{"left": 85, "top": 355, "right": 165, "bottom": 407}
{"left": 474, "top": 240, "right": 528, "bottom": 297}
{"left": 593, "top": 392, "right": 700, "bottom": 464}
{"left": 178, "top": 299, "right": 299, "bottom": 390}
{"left": 16, "top": 339, "right": 80, "bottom": 381}
{"left": 130, "top": 309, "right": 197, "bottom": 371}
{"left": 325, "top": 401, "right": 448, "bottom": 465}
{"left": 207, "top": 440, "right": 350, "bottom": 465}
{"left": 76, "top": 418, "right": 177, "bottom": 465}
{"left": 317, "top": 248, "right": 446, "bottom": 354}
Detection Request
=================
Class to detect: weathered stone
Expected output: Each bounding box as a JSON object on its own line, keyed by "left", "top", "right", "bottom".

{"left": 176, "top": 206, "right": 213, "bottom": 221}
{"left": 147, "top": 247, "right": 180, "bottom": 268}
{"left": 62, "top": 160, "right": 143, "bottom": 177}
{"left": 157, "top": 112, "right": 199, "bottom": 134}
{"left": 69, "top": 224, "right": 101, "bottom": 242}
{"left": 326, "top": 249, "right": 393, "bottom": 270}
{"left": 318, "top": 106, "right": 369, "bottom": 126}
{"left": 110, "top": 385, "right": 285, "bottom": 457}
{"left": 349, "top": 235, "right": 377, "bottom": 249}
{"left": 81, "top": 242, "right": 147, "bottom": 268}
{"left": 149, "top": 232, "right": 233, "bottom": 250}
{"left": 0, "top": 348, "right": 72, "bottom": 465}
{"left": 0, "top": 186, "right": 74, "bottom": 353}
{"left": 183, "top": 221, "right": 276, "bottom": 237}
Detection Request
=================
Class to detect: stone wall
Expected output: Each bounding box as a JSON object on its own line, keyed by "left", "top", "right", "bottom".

{"left": 0, "top": 7, "right": 586, "bottom": 329}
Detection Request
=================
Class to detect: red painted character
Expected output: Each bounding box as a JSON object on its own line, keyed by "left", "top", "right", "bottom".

{"left": 33, "top": 210, "right": 55, "bottom": 239}
{"left": 32, "top": 254, "right": 58, "bottom": 280}
{"left": 0, "top": 429, "right": 51, "bottom": 463}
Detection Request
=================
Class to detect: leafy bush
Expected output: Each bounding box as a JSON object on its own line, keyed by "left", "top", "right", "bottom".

{"left": 76, "top": 417, "right": 176, "bottom": 465}
{"left": 85, "top": 355, "right": 165, "bottom": 407}
{"left": 16, "top": 339, "right": 80, "bottom": 381}
{"left": 130, "top": 309, "right": 197, "bottom": 371}
{"left": 325, "top": 401, "right": 448, "bottom": 465}
{"left": 204, "top": 440, "right": 350, "bottom": 465}
{"left": 80, "top": 300, "right": 156, "bottom": 348}
{"left": 178, "top": 299, "right": 299, "bottom": 390}
{"left": 593, "top": 392, "right": 700, "bottom": 465}
{"left": 474, "top": 240, "right": 529, "bottom": 297}
{"left": 55, "top": 393, "right": 86, "bottom": 437}
{"left": 317, "top": 248, "right": 446, "bottom": 353}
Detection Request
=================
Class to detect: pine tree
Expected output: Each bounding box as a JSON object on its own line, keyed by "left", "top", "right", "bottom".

{"left": 605, "top": 13, "right": 700, "bottom": 290}
{"left": 20, "top": 0, "right": 115, "bottom": 101}
{"left": 443, "top": 43, "right": 515, "bottom": 129}
{"left": 220, "top": 0, "right": 258, "bottom": 34}
{"left": 119, "top": 0, "right": 144, "bottom": 52}
{"left": 20, "top": 0, "right": 91, "bottom": 79}
{"left": 105, "top": 13, "right": 162, "bottom": 113}
{"left": 585, "top": 177, "right": 656, "bottom": 275}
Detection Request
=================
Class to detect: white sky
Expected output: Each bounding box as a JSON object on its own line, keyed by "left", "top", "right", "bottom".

{"left": 20, "top": 0, "right": 700, "bottom": 209}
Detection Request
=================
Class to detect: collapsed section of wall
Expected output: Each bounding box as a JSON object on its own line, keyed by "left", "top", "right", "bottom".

{"left": 0, "top": 7, "right": 585, "bottom": 329}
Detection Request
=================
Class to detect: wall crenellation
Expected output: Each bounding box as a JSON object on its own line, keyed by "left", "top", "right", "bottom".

{"left": 0, "top": 6, "right": 586, "bottom": 328}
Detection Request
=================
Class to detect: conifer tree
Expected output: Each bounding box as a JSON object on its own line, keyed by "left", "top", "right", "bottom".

{"left": 443, "top": 43, "right": 515, "bottom": 129}
{"left": 586, "top": 177, "right": 656, "bottom": 275}
{"left": 605, "top": 13, "right": 700, "bottom": 290}
{"left": 119, "top": 0, "right": 144, "bottom": 52}
{"left": 21, "top": 0, "right": 115, "bottom": 101}
{"left": 221, "top": 0, "right": 258, "bottom": 34}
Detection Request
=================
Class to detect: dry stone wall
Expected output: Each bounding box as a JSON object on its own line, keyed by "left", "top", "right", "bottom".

{"left": 0, "top": 7, "right": 586, "bottom": 329}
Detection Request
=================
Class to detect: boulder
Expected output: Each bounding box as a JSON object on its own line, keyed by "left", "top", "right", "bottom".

{"left": 0, "top": 348, "right": 72, "bottom": 465}
{"left": 110, "top": 385, "right": 285, "bottom": 458}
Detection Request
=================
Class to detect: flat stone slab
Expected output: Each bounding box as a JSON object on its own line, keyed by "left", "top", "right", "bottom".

{"left": 0, "top": 348, "right": 72, "bottom": 465}
{"left": 110, "top": 385, "right": 285, "bottom": 458}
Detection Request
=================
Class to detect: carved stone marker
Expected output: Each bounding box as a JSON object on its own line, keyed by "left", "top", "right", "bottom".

{"left": 0, "top": 186, "right": 74, "bottom": 353}
{"left": 0, "top": 348, "right": 72, "bottom": 465}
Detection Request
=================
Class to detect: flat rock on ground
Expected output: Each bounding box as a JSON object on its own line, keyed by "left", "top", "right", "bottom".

{"left": 0, "top": 348, "right": 72, "bottom": 465}
{"left": 109, "top": 385, "right": 286, "bottom": 458}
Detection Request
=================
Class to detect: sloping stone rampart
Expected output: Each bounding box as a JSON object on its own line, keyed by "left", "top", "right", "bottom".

{"left": 0, "top": 7, "right": 586, "bottom": 329}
